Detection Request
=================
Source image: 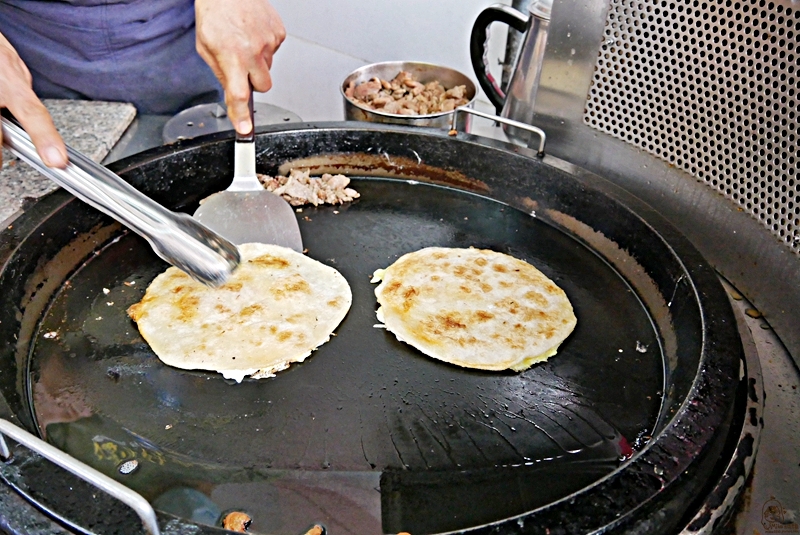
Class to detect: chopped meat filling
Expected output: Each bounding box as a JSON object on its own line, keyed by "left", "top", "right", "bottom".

{"left": 258, "top": 169, "right": 360, "bottom": 207}
{"left": 345, "top": 71, "right": 470, "bottom": 116}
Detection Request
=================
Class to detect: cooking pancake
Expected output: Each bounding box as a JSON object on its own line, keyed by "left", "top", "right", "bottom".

{"left": 128, "top": 243, "right": 351, "bottom": 382}
{"left": 372, "top": 247, "right": 576, "bottom": 371}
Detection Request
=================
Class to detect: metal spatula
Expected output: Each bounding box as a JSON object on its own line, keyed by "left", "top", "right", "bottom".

{"left": 193, "top": 94, "right": 303, "bottom": 250}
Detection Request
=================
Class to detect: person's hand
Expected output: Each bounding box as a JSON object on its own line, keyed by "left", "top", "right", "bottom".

{"left": 195, "top": 0, "right": 286, "bottom": 136}
{"left": 0, "top": 32, "right": 68, "bottom": 168}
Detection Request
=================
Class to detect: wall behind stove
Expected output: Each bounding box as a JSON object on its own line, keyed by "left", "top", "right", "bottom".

{"left": 256, "top": 0, "right": 512, "bottom": 121}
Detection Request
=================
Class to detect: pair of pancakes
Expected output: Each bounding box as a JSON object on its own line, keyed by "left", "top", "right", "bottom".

{"left": 128, "top": 245, "right": 577, "bottom": 381}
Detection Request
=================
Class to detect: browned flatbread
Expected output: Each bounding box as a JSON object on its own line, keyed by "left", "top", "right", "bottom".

{"left": 372, "top": 247, "right": 576, "bottom": 371}
{"left": 128, "top": 243, "right": 351, "bottom": 382}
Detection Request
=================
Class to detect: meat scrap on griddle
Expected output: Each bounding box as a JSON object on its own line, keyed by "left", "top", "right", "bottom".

{"left": 258, "top": 169, "right": 360, "bottom": 207}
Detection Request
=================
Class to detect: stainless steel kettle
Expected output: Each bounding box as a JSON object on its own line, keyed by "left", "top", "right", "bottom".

{"left": 470, "top": 0, "right": 552, "bottom": 145}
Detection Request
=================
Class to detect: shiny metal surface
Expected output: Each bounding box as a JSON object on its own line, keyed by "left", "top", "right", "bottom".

{"left": 501, "top": 6, "right": 551, "bottom": 142}
{"left": 470, "top": 1, "right": 554, "bottom": 142}
{"left": 450, "top": 106, "right": 547, "bottom": 154}
{"left": 681, "top": 280, "right": 764, "bottom": 535}
{"left": 1, "top": 117, "right": 240, "bottom": 287}
{"left": 488, "top": 0, "right": 800, "bottom": 526}
{"left": 161, "top": 102, "right": 301, "bottom": 144}
{"left": 513, "top": 0, "right": 800, "bottom": 369}
{"left": 341, "top": 61, "right": 476, "bottom": 130}
{"left": 726, "top": 287, "right": 800, "bottom": 535}
{"left": 585, "top": 0, "right": 799, "bottom": 256}
{"left": 0, "top": 419, "right": 160, "bottom": 535}
{"left": 193, "top": 92, "right": 304, "bottom": 250}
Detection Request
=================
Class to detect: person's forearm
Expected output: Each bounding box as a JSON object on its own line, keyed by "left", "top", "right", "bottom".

{"left": 195, "top": 0, "right": 286, "bottom": 135}
{"left": 0, "top": 31, "right": 67, "bottom": 168}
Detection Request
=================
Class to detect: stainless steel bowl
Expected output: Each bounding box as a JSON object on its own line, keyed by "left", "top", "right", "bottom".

{"left": 341, "top": 61, "right": 477, "bottom": 130}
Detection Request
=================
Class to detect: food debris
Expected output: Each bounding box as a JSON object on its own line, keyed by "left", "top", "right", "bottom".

{"left": 345, "top": 71, "right": 469, "bottom": 115}
{"left": 636, "top": 341, "right": 648, "bottom": 353}
{"left": 302, "top": 526, "right": 325, "bottom": 535}
{"left": 107, "top": 302, "right": 114, "bottom": 306}
{"left": 745, "top": 308, "right": 762, "bottom": 318}
{"left": 123, "top": 281, "right": 136, "bottom": 287}
{"left": 43, "top": 331, "right": 58, "bottom": 339}
{"left": 448, "top": 129, "right": 458, "bottom": 136}
{"left": 164, "top": 424, "right": 172, "bottom": 430}
{"left": 222, "top": 511, "right": 252, "bottom": 533}
{"left": 258, "top": 169, "right": 360, "bottom": 207}
{"left": 102, "top": 288, "right": 110, "bottom": 295}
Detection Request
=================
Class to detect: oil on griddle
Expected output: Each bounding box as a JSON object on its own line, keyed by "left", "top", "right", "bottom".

{"left": 28, "top": 179, "right": 663, "bottom": 535}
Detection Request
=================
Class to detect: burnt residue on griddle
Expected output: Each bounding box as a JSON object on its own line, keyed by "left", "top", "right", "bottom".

{"left": 277, "top": 153, "right": 490, "bottom": 194}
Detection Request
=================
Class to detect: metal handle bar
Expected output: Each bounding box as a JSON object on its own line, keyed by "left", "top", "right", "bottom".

{"left": 0, "top": 419, "right": 160, "bottom": 535}
{"left": 1, "top": 117, "right": 239, "bottom": 287}
{"left": 450, "top": 106, "right": 547, "bottom": 156}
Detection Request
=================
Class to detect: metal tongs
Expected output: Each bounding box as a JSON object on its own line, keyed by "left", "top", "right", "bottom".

{"left": 1, "top": 116, "right": 239, "bottom": 286}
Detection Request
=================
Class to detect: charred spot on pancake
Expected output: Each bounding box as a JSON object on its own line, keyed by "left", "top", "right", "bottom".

{"left": 493, "top": 263, "right": 508, "bottom": 273}
{"left": 277, "top": 331, "right": 292, "bottom": 342}
{"left": 249, "top": 254, "right": 290, "bottom": 269}
{"left": 456, "top": 335, "right": 479, "bottom": 347}
{"left": 384, "top": 280, "right": 403, "bottom": 295}
{"left": 437, "top": 312, "right": 466, "bottom": 330}
{"left": 175, "top": 293, "right": 200, "bottom": 322}
{"left": 475, "top": 311, "right": 494, "bottom": 322}
{"left": 166, "top": 270, "right": 190, "bottom": 282}
{"left": 522, "top": 307, "right": 548, "bottom": 322}
{"left": 401, "top": 286, "right": 419, "bottom": 312}
{"left": 239, "top": 304, "right": 263, "bottom": 317}
{"left": 221, "top": 282, "right": 243, "bottom": 292}
{"left": 475, "top": 257, "right": 488, "bottom": 267}
{"left": 126, "top": 302, "right": 143, "bottom": 321}
{"left": 272, "top": 275, "right": 312, "bottom": 298}
{"left": 524, "top": 290, "right": 548, "bottom": 307}
{"left": 327, "top": 298, "right": 341, "bottom": 308}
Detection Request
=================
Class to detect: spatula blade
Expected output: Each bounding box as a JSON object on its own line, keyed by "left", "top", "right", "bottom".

{"left": 194, "top": 191, "right": 303, "bottom": 250}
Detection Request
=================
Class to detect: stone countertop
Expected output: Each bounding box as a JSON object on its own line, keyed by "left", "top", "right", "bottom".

{"left": 0, "top": 99, "right": 136, "bottom": 224}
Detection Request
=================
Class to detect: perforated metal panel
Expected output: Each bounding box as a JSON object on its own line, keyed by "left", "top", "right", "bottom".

{"left": 584, "top": 0, "right": 799, "bottom": 254}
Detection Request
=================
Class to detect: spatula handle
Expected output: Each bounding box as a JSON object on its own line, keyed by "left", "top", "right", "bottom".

{"left": 236, "top": 88, "right": 256, "bottom": 143}
{"left": 231, "top": 86, "right": 261, "bottom": 190}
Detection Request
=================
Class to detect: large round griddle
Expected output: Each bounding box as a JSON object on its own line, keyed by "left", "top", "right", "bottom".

{"left": 0, "top": 124, "right": 743, "bottom": 535}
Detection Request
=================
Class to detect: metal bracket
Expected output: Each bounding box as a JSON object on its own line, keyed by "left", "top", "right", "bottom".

{"left": 0, "top": 419, "right": 160, "bottom": 535}
{"left": 450, "top": 106, "right": 547, "bottom": 156}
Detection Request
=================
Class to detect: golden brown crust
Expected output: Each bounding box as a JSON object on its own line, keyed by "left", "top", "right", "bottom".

{"left": 127, "top": 244, "right": 352, "bottom": 382}
{"left": 374, "top": 247, "right": 576, "bottom": 371}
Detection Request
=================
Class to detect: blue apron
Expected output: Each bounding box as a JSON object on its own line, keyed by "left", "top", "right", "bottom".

{"left": 0, "top": 0, "right": 223, "bottom": 114}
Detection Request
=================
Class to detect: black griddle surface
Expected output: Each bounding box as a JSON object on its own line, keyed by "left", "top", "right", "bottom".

{"left": 28, "top": 178, "right": 663, "bottom": 534}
